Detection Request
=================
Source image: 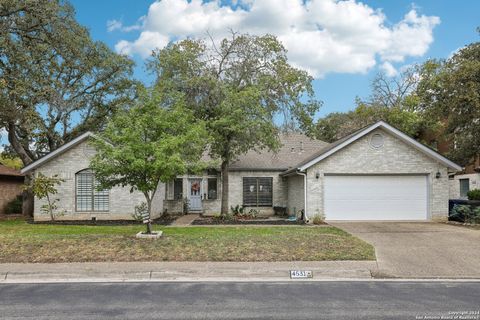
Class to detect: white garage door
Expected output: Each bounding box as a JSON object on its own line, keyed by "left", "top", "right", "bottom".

{"left": 324, "top": 175, "right": 428, "bottom": 220}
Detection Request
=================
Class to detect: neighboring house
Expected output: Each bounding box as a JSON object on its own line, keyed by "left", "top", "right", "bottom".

{"left": 21, "top": 121, "right": 462, "bottom": 222}
{"left": 422, "top": 126, "right": 480, "bottom": 199}
{"left": 0, "top": 164, "right": 24, "bottom": 214}
{"left": 449, "top": 173, "right": 479, "bottom": 199}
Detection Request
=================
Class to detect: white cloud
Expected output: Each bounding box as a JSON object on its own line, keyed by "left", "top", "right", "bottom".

{"left": 107, "top": 19, "right": 123, "bottom": 32}
{"left": 380, "top": 61, "right": 398, "bottom": 77}
{"left": 114, "top": 0, "right": 440, "bottom": 77}
{"left": 107, "top": 19, "right": 143, "bottom": 33}
{"left": 115, "top": 31, "right": 169, "bottom": 57}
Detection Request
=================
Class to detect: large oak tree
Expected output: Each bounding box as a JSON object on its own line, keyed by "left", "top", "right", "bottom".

{"left": 416, "top": 33, "right": 480, "bottom": 165}
{"left": 149, "top": 33, "right": 320, "bottom": 214}
{"left": 0, "top": 0, "right": 136, "bottom": 215}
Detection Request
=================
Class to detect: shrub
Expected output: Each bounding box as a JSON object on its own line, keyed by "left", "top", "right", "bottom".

{"left": 311, "top": 213, "right": 326, "bottom": 225}
{"left": 5, "top": 196, "right": 22, "bottom": 214}
{"left": 273, "top": 206, "right": 287, "bottom": 217}
{"left": 230, "top": 205, "right": 245, "bottom": 216}
{"left": 247, "top": 209, "right": 259, "bottom": 218}
{"left": 467, "top": 189, "right": 480, "bottom": 200}
{"left": 213, "top": 212, "right": 234, "bottom": 221}
{"left": 451, "top": 204, "right": 480, "bottom": 224}
{"left": 132, "top": 202, "right": 148, "bottom": 222}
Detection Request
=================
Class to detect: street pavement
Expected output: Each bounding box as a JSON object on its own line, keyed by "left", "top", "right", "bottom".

{"left": 0, "top": 281, "right": 479, "bottom": 319}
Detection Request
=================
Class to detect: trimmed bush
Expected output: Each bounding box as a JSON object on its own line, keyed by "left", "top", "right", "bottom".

{"left": 467, "top": 189, "right": 480, "bottom": 200}
{"left": 312, "top": 213, "right": 326, "bottom": 225}
{"left": 5, "top": 196, "right": 22, "bottom": 214}
{"left": 451, "top": 204, "right": 480, "bottom": 224}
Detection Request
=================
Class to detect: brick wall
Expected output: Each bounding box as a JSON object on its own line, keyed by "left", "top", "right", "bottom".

{"left": 33, "top": 139, "right": 163, "bottom": 221}
{"left": 305, "top": 128, "right": 451, "bottom": 221}
{"left": 449, "top": 173, "right": 480, "bottom": 199}
{"left": 0, "top": 176, "right": 24, "bottom": 214}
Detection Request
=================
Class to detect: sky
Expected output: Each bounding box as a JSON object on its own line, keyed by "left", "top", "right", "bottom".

{"left": 1, "top": 0, "right": 479, "bottom": 150}
{"left": 67, "top": 0, "right": 479, "bottom": 118}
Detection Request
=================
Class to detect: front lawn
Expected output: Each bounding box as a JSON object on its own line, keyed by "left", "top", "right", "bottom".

{"left": 0, "top": 219, "right": 375, "bottom": 263}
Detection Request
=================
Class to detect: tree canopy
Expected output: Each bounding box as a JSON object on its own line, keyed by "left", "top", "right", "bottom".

{"left": 90, "top": 90, "right": 207, "bottom": 232}
{"left": 315, "top": 67, "right": 430, "bottom": 143}
{"left": 149, "top": 32, "right": 321, "bottom": 213}
{"left": 416, "top": 37, "right": 480, "bottom": 165}
{"left": 0, "top": 0, "right": 137, "bottom": 166}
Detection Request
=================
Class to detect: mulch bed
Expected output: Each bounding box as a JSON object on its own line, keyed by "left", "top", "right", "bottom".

{"left": 29, "top": 214, "right": 178, "bottom": 226}
{"left": 191, "top": 217, "right": 306, "bottom": 225}
{"left": 0, "top": 214, "right": 23, "bottom": 221}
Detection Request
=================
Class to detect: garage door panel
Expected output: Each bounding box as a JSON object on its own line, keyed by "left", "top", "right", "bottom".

{"left": 324, "top": 175, "right": 427, "bottom": 220}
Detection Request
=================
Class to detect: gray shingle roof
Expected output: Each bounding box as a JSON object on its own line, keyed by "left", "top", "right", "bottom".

{"left": 229, "top": 133, "right": 329, "bottom": 171}
{"left": 291, "top": 125, "right": 368, "bottom": 170}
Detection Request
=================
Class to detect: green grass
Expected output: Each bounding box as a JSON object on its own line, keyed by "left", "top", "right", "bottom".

{"left": 0, "top": 219, "right": 375, "bottom": 263}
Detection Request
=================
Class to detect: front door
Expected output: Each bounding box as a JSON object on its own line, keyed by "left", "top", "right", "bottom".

{"left": 188, "top": 179, "right": 202, "bottom": 212}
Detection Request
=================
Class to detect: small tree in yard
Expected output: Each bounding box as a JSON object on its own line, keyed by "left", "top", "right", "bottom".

{"left": 90, "top": 91, "right": 207, "bottom": 234}
{"left": 29, "top": 173, "right": 65, "bottom": 221}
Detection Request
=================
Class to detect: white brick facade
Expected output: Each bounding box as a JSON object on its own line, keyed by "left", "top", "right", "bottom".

{"left": 33, "top": 139, "right": 163, "bottom": 221}
{"left": 300, "top": 128, "right": 450, "bottom": 221}
{"left": 28, "top": 125, "right": 456, "bottom": 221}
{"left": 164, "top": 170, "right": 287, "bottom": 216}
{"left": 449, "top": 173, "right": 480, "bottom": 199}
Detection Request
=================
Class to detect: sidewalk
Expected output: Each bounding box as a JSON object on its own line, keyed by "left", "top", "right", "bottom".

{"left": 0, "top": 261, "right": 377, "bottom": 283}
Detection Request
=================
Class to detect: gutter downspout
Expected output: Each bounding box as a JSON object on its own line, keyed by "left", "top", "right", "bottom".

{"left": 297, "top": 171, "right": 309, "bottom": 223}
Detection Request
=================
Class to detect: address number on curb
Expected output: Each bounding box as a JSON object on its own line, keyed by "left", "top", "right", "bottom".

{"left": 290, "top": 270, "right": 313, "bottom": 279}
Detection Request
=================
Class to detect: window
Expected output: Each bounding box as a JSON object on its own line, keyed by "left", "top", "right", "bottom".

{"left": 460, "top": 179, "right": 470, "bottom": 198}
{"left": 208, "top": 178, "right": 217, "bottom": 199}
{"left": 243, "top": 177, "right": 273, "bottom": 207}
{"left": 76, "top": 169, "right": 109, "bottom": 212}
{"left": 174, "top": 178, "right": 183, "bottom": 200}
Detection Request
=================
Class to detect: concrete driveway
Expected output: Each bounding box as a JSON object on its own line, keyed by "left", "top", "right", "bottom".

{"left": 329, "top": 222, "right": 480, "bottom": 278}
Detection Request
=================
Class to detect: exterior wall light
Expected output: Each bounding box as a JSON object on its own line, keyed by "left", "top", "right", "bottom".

{"left": 435, "top": 171, "right": 441, "bottom": 179}
{"left": 315, "top": 172, "right": 320, "bottom": 179}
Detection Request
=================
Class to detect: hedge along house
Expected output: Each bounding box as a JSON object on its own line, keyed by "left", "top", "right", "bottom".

{"left": 21, "top": 121, "right": 461, "bottom": 222}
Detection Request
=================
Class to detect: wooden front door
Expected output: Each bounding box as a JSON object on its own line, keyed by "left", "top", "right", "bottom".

{"left": 188, "top": 179, "right": 202, "bottom": 212}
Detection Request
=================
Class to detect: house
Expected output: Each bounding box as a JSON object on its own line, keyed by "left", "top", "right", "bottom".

{"left": 421, "top": 125, "right": 480, "bottom": 199}
{"left": 448, "top": 156, "right": 480, "bottom": 199}
{"left": 0, "top": 164, "right": 25, "bottom": 214}
{"left": 21, "top": 121, "right": 462, "bottom": 222}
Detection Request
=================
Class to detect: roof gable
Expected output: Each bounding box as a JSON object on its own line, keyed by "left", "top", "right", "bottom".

{"left": 20, "top": 132, "right": 96, "bottom": 174}
{"left": 296, "top": 121, "right": 462, "bottom": 172}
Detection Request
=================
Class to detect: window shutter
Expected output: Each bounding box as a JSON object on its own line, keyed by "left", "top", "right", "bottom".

{"left": 167, "top": 181, "right": 174, "bottom": 200}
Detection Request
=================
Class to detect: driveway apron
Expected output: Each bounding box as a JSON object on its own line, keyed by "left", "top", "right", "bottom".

{"left": 329, "top": 222, "right": 480, "bottom": 278}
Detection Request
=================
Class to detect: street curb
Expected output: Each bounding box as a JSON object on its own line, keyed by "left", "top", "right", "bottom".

{"left": 2, "top": 278, "right": 480, "bottom": 284}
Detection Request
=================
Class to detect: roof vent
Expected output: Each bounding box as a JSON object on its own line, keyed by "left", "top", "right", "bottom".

{"left": 290, "top": 147, "right": 295, "bottom": 153}
{"left": 370, "top": 133, "right": 384, "bottom": 149}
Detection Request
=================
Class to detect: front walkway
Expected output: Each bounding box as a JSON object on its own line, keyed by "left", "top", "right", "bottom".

{"left": 170, "top": 214, "right": 199, "bottom": 226}
{"left": 330, "top": 222, "right": 480, "bottom": 278}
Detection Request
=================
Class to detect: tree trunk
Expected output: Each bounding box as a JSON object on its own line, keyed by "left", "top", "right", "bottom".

{"left": 7, "top": 123, "right": 34, "bottom": 217}
{"left": 145, "top": 195, "right": 153, "bottom": 234}
{"left": 220, "top": 160, "right": 229, "bottom": 215}
{"left": 22, "top": 174, "right": 34, "bottom": 218}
